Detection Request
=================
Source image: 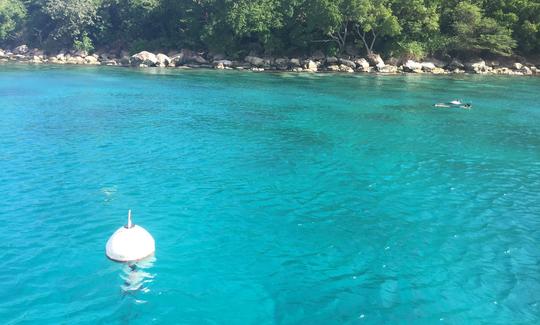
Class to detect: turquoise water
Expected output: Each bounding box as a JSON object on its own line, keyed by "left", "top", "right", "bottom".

{"left": 1, "top": 65, "right": 539, "bottom": 324}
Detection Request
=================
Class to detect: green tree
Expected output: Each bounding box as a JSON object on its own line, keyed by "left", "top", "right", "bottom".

{"left": 42, "top": 0, "right": 100, "bottom": 50}
{"left": 390, "top": 0, "right": 441, "bottom": 57}
{"left": 0, "top": 0, "right": 26, "bottom": 41}
{"left": 353, "top": 0, "right": 401, "bottom": 54}
{"left": 450, "top": 2, "right": 516, "bottom": 56}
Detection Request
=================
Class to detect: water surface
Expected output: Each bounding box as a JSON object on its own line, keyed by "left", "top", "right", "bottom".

{"left": 1, "top": 65, "right": 539, "bottom": 324}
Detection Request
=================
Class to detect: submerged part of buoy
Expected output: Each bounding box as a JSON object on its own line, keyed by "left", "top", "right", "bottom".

{"left": 106, "top": 210, "right": 155, "bottom": 262}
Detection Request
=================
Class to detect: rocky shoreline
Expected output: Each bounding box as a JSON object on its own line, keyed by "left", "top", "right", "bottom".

{"left": 1, "top": 45, "right": 538, "bottom": 76}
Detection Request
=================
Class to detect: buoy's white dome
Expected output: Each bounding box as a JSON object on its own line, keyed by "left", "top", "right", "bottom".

{"left": 106, "top": 210, "right": 155, "bottom": 262}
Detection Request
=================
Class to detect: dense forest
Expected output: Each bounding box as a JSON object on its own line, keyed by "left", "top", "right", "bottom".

{"left": 1, "top": 0, "right": 539, "bottom": 59}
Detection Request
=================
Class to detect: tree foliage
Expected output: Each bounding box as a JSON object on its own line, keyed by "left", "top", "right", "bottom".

{"left": 0, "top": 0, "right": 538, "bottom": 58}
{"left": 0, "top": 0, "right": 26, "bottom": 41}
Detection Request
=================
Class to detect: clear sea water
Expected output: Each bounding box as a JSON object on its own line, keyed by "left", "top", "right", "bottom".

{"left": 0, "top": 65, "right": 539, "bottom": 324}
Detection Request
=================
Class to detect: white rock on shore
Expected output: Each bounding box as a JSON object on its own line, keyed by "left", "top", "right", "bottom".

{"left": 403, "top": 60, "right": 422, "bottom": 72}
{"left": 156, "top": 53, "right": 171, "bottom": 67}
{"left": 1, "top": 45, "right": 539, "bottom": 77}
{"left": 355, "top": 58, "right": 370, "bottom": 72}
{"left": 131, "top": 51, "right": 158, "bottom": 67}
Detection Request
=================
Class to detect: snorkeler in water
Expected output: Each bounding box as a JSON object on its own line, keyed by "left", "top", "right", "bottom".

{"left": 434, "top": 100, "right": 472, "bottom": 109}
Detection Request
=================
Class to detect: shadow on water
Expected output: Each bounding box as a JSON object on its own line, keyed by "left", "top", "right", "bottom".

{"left": 119, "top": 256, "right": 156, "bottom": 303}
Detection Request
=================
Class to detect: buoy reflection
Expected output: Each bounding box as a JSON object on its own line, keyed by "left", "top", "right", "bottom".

{"left": 120, "top": 256, "right": 155, "bottom": 298}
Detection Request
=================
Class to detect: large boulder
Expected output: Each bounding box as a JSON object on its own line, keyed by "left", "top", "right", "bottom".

{"left": 339, "top": 58, "right": 356, "bottom": 69}
{"left": 403, "top": 60, "right": 423, "bottom": 72}
{"left": 339, "top": 64, "right": 354, "bottom": 73}
{"left": 190, "top": 55, "right": 207, "bottom": 64}
{"left": 156, "top": 53, "right": 171, "bottom": 67}
{"left": 421, "top": 62, "right": 436, "bottom": 72}
{"left": 424, "top": 57, "right": 447, "bottom": 68}
{"left": 274, "top": 58, "right": 289, "bottom": 70}
{"left": 378, "top": 65, "right": 398, "bottom": 74}
{"left": 431, "top": 67, "right": 446, "bottom": 74}
{"left": 213, "top": 59, "right": 233, "bottom": 68}
{"left": 325, "top": 56, "right": 339, "bottom": 65}
{"left": 131, "top": 51, "right": 158, "bottom": 67}
{"left": 366, "top": 53, "right": 384, "bottom": 67}
{"left": 119, "top": 56, "right": 131, "bottom": 66}
{"left": 170, "top": 50, "right": 207, "bottom": 66}
{"left": 245, "top": 56, "right": 264, "bottom": 67}
{"left": 289, "top": 58, "right": 302, "bottom": 67}
{"left": 513, "top": 62, "right": 523, "bottom": 70}
{"left": 85, "top": 56, "right": 100, "bottom": 65}
{"left": 464, "top": 59, "right": 487, "bottom": 73}
{"left": 170, "top": 53, "right": 184, "bottom": 66}
{"left": 66, "top": 56, "right": 85, "bottom": 65}
{"left": 304, "top": 60, "right": 318, "bottom": 72}
{"left": 355, "top": 58, "right": 370, "bottom": 72}
{"left": 446, "top": 58, "right": 464, "bottom": 70}
{"left": 326, "top": 64, "right": 340, "bottom": 72}
{"left": 521, "top": 66, "right": 532, "bottom": 75}
{"left": 13, "top": 45, "right": 29, "bottom": 55}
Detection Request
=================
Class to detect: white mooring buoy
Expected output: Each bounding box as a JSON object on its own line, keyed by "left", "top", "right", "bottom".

{"left": 106, "top": 210, "right": 155, "bottom": 262}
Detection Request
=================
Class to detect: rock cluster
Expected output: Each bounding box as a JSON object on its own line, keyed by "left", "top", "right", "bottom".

{"left": 1, "top": 45, "right": 538, "bottom": 76}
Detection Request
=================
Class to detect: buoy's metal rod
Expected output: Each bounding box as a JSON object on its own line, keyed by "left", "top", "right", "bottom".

{"left": 127, "top": 209, "right": 132, "bottom": 228}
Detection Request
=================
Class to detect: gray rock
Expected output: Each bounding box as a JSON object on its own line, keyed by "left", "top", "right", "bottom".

{"left": 513, "top": 62, "right": 523, "bottom": 70}
{"left": 339, "top": 58, "right": 356, "bottom": 69}
{"left": 191, "top": 55, "right": 207, "bottom": 64}
{"left": 446, "top": 58, "right": 464, "bottom": 70}
{"left": 119, "top": 56, "right": 131, "bottom": 66}
{"left": 214, "top": 59, "right": 233, "bottom": 67}
{"left": 245, "top": 56, "right": 264, "bottom": 67}
{"left": 170, "top": 53, "right": 184, "bottom": 66}
{"left": 325, "top": 56, "right": 338, "bottom": 65}
{"left": 275, "top": 58, "right": 289, "bottom": 70}
{"left": 13, "top": 45, "right": 29, "bottom": 55}
{"left": 289, "top": 58, "right": 301, "bottom": 67}
{"left": 131, "top": 51, "right": 158, "bottom": 67}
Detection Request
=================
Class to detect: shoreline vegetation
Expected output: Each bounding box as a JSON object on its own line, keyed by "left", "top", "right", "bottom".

{"left": 1, "top": 46, "right": 538, "bottom": 76}
{"left": 1, "top": 1, "right": 539, "bottom": 76}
